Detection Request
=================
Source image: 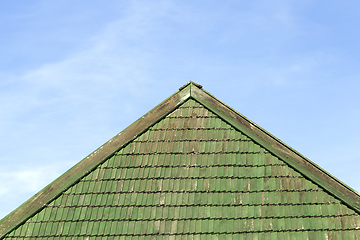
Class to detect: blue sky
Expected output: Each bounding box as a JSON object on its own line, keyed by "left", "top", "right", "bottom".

{"left": 1, "top": 0, "right": 360, "bottom": 219}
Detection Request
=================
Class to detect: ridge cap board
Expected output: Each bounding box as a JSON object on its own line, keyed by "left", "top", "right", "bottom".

{"left": 190, "top": 83, "right": 360, "bottom": 213}
{"left": 179, "top": 81, "right": 202, "bottom": 91}
{"left": 0, "top": 84, "right": 191, "bottom": 239}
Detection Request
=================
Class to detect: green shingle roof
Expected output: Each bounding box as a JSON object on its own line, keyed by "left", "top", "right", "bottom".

{"left": 1, "top": 82, "right": 360, "bottom": 239}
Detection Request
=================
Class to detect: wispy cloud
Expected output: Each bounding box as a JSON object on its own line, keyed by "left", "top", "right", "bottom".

{"left": 0, "top": 0, "right": 178, "bottom": 219}
{"left": 0, "top": 0, "right": 172, "bottom": 126}
{"left": 0, "top": 166, "right": 60, "bottom": 196}
{"left": 0, "top": 164, "right": 67, "bottom": 218}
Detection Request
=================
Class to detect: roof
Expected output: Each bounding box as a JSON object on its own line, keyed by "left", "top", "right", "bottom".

{"left": 1, "top": 81, "right": 360, "bottom": 239}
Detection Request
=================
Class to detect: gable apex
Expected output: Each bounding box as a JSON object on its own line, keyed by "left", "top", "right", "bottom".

{"left": 179, "top": 81, "right": 203, "bottom": 91}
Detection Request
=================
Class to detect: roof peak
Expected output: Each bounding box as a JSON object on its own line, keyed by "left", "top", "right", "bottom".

{"left": 179, "top": 81, "right": 202, "bottom": 91}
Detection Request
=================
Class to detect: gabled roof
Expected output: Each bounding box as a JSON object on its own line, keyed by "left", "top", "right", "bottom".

{"left": 1, "top": 81, "right": 360, "bottom": 239}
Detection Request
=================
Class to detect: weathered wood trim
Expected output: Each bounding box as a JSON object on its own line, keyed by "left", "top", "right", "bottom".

{"left": 0, "top": 85, "right": 191, "bottom": 239}
{"left": 190, "top": 83, "right": 360, "bottom": 213}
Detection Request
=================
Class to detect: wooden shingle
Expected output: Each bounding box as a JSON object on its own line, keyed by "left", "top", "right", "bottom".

{"left": 1, "top": 82, "right": 360, "bottom": 239}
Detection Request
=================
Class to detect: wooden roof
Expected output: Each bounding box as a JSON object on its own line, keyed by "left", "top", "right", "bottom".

{"left": 1, "top": 81, "right": 360, "bottom": 239}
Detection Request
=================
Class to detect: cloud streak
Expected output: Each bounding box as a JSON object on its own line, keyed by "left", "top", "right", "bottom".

{"left": 0, "top": 164, "right": 66, "bottom": 218}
